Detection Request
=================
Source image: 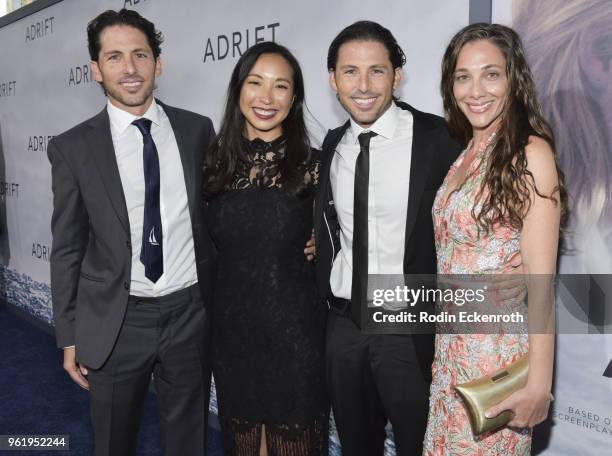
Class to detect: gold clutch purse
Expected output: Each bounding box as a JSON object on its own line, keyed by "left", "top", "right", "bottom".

{"left": 454, "top": 354, "right": 528, "bottom": 436}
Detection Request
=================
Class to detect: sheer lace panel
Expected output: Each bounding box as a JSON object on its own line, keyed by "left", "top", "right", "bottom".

{"left": 220, "top": 414, "right": 328, "bottom": 456}
{"left": 232, "top": 137, "right": 319, "bottom": 190}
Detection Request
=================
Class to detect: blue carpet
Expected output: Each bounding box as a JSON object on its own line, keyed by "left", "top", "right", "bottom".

{"left": 0, "top": 307, "right": 223, "bottom": 455}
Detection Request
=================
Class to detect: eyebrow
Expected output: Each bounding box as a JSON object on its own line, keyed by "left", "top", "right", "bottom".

{"left": 102, "top": 48, "right": 150, "bottom": 55}
{"left": 455, "top": 63, "right": 504, "bottom": 72}
{"left": 246, "top": 73, "right": 293, "bottom": 84}
{"left": 337, "top": 63, "right": 388, "bottom": 70}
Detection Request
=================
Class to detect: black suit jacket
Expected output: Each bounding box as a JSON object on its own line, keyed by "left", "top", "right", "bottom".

{"left": 48, "top": 100, "right": 215, "bottom": 369}
{"left": 314, "top": 101, "right": 461, "bottom": 371}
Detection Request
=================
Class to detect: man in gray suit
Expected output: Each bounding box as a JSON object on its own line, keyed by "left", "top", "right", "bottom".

{"left": 48, "top": 9, "right": 214, "bottom": 456}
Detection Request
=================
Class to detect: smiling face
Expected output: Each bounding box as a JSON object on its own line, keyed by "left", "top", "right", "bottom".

{"left": 239, "top": 53, "right": 295, "bottom": 142}
{"left": 453, "top": 39, "right": 508, "bottom": 137}
{"left": 90, "top": 25, "right": 161, "bottom": 116}
{"left": 330, "top": 40, "right": 401, "bottom": 128}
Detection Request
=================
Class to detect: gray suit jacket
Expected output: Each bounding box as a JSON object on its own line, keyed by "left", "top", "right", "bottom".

{"left": 48, "top": 100, "right": 215, "bottom": 369}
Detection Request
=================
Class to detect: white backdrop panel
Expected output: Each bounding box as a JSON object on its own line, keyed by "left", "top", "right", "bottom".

{"left": 492, "top": 1, "right": 612, "bottom": 455}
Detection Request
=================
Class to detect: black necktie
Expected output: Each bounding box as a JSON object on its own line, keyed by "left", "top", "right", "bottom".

{"left": 132, "top": 118, "right": 163, "bottom": 283}
{"left": 351, "top": 131, "right": 377, "bottom": 327}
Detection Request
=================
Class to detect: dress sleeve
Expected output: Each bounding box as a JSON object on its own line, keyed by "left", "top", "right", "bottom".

{"left": 307, "top": 148, "right": 322, "bottom": 189}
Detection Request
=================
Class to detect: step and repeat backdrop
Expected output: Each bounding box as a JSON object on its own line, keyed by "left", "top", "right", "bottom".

{"left": 0, "top": 0, "right": 468, "bottom": 318}
{"left": 0, "top": 0, "right": 610, "bottom": 454}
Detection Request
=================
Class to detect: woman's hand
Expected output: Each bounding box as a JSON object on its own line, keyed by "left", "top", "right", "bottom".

{"left": 304, "top": 230, "right": 316, "bottom": 261}
{"left": 485, "top": 384, "right": 553, "bottom": 428}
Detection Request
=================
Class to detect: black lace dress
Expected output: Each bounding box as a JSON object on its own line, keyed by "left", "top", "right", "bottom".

{"left": 207, "top": 137, "right": 328, "bottom": 455}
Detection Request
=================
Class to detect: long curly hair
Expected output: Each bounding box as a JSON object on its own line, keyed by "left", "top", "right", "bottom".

{"left": 441, "top": 23, "right": 568, "bottom": 232}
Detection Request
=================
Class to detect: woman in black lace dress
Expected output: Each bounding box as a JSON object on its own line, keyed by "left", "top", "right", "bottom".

{"left": 203, "top": 42, "right": 328, "bottom": 455}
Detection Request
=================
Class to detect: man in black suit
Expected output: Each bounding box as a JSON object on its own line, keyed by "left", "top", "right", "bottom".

{"left": 314, "top": 21, "right": 461, "bottom": 455}
{"left": 48, "top": 10, "right": 214, "bottom": 456}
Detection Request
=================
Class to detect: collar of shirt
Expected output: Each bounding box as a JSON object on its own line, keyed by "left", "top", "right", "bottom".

{"left": 347, "top": 101, "right": 400, "bottom": 144}
{"left": 107, "top": 98, "right": 162, "bottom": 135}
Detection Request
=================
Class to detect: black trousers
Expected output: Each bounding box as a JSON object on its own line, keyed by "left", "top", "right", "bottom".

{"left": 87, "top": 284, "right": 211, "bottom": 456}
{"left": 326, "top": 310, "right": 431, "bottom": 456}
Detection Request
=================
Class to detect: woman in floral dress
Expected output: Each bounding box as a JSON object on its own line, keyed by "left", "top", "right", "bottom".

{"left": 423, "top": 24, "right": 568, "bottom": 455}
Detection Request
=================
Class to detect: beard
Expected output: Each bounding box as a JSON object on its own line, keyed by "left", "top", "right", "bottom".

{"left": 337, "top": 94, "right": 392, "bottom": 128}
{"left": 102, "top": 80, "right": 156, "bottom": 109}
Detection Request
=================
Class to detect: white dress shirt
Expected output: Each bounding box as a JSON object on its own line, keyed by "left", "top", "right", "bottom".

{"left": 107, "top": 100, "right": 197, "bottom": 297}
{"left": 329, "top": 102, "right": 413, "bottom": 299}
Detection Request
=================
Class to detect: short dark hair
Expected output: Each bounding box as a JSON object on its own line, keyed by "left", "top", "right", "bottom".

{"left": 87, "top": 9, "right": 163, "bottom": 62}
{"left": 327, "top": 20, "right": 406, "bottom": 71}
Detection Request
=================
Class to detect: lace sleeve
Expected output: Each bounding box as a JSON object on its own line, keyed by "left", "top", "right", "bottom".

{"left": 306, "top": 148, "right": 322, "bottom": 189}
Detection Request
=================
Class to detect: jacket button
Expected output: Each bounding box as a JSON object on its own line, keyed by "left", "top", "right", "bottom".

{"left": 126, "top": 240, "right": 131, "bottom": 249}
{"left": 123, "top": 281, "right": 129, "bottom": 290}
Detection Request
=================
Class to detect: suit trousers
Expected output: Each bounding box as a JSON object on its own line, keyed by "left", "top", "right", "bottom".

{"left": 326, "top": 309, "right": 431, "bottom": 456}
{"left": 87, "top": 284, "right": 210, "bottom": 456}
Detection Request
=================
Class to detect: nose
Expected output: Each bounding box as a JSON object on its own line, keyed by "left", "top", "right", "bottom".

{"left": 259, "top": 83, "right": 273, "bottom": 104}
{"left": 357, "top": 72, "right": 370, "bottom": 93}
{"left": 470, "top": 77, "right": 485, "bottom": 98}
{"left": 123, "top": 55, "right": 137, "bottom": 75}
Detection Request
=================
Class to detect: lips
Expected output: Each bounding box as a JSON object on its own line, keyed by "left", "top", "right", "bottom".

{"left": 119, "top": 79, "right": 144, "bottom": 91}
{"left": 466, "top": 101, "right": 494, "bottom": 113}
{"left": 352, "top": 97, "right": 377, "bottom": 110}
{"left": 252, "top": 107, "right": 278, "bottom": 120}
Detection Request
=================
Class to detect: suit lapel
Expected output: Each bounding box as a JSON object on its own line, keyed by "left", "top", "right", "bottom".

{"left": 86, "top": 109, "right": 130, "bottom": 234}
{"left": 315, "top": 150, "right": 332, "bottom": 222}
{"left": 315, "top": 122, "right": 349, "bottom": 238}
{"left": 162, "top": 103, "right": 197, "bottom": 221}
{"left": 404, "top": 106, "right": 435, "bottom": 246}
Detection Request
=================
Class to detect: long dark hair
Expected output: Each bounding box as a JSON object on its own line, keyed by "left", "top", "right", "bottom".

{"left": 203, "top": 42, "right": 310, "bottom": 197}
{"left": 441, "top": 23, "right": 568, "bottom": 232}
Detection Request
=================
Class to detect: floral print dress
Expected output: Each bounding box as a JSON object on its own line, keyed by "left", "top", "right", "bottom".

{"left": 422, "top": 134, "right": 531, "bottom": 455}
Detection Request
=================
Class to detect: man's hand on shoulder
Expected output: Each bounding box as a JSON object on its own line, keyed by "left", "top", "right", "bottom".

{"left": 63, "top": 346, "right": 89, "bottom": 391}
